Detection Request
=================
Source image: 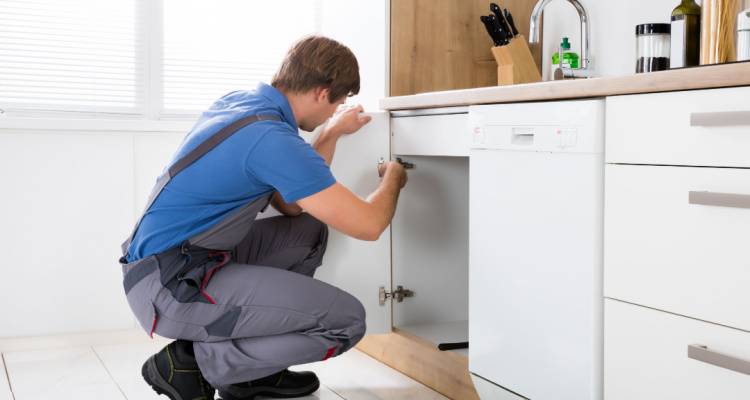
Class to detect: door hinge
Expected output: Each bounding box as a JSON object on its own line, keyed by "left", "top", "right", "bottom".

{"left": 379, "top": 285, "right": 415, "bottom": 306}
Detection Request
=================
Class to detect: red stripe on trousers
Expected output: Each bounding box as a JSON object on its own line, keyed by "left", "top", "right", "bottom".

{"left": 323, "top": 346, "right": 337, "bottom": 361}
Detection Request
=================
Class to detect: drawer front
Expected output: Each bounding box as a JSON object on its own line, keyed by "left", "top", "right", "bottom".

{"left": 604, "top": 164, "right": 750, "bottom": 331}
{"left": 391, "top": 113, "right": 469, "bottom": 156}
{"left": 605, "top": 299, "right": 750, "bottom": 400}
{"left": 606, "top": 86, "right": 750, "bottom": 167}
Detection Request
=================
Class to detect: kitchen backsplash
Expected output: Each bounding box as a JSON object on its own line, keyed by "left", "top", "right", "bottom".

{"left": 541, "top": 0, "right": 678, "bottom": 79}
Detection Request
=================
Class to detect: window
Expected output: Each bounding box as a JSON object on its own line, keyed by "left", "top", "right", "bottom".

{"left": 162, "top": 0, "right": 321, "bottom": 114}
{"left": 0, "top": 0, "right": 144, "bottom": 114}
{"left": 0, "top": 0, "right": 322, "bottom": 118}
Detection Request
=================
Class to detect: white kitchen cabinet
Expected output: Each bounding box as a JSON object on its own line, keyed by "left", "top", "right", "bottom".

{"left": 605, "top": 299, "right": 750, "bottom": 400}
{"left": 606, "top": 86, "right": 750, "bottom": 168}
{"left": 605, "top": 164, "right": 750, "bottom": 331}
{"left": 319, "top": 110, "right": 471, "bottom": 351}
{"left": 391, "top": 110, "right": 470, "bottom": 156}
{"left": 603, "top": 86, "right": 750, "bottom": 399}
{"left": 391, "top": 150, "right": 469, "bottom": 346}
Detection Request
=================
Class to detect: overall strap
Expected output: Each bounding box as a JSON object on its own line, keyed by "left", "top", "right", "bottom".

{"left": 120, "top": 114, "right": 281, "bottom": 261}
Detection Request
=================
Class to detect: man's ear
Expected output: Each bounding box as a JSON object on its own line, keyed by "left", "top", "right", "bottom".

{"left": 314, "top": 87, "right": 331, "bottom": 104}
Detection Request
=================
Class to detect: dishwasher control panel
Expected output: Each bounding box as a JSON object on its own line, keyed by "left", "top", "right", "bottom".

{"left": 469, "top": 99, "right": 604, "bottom": 154}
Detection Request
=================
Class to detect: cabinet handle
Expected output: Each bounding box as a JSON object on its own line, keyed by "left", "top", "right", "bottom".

{"left": 690, "top": 111, "right": 750, "bottom": 127}
{"left": 688, "top": 191, "right": 750, "bottom": 209}
{"left": 688, "top": 344, "right": 750, "bottom": 376}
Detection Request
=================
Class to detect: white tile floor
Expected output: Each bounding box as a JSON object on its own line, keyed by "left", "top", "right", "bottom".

{"left": 0, "top": 330, "right": 447, "bottom": 400}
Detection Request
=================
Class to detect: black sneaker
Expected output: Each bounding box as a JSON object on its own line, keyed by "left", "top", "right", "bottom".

{"left": 218, "top": 369, "right": 320, "bottom": 400}
{"left": 142, "top": 339, "right": 215, "bottom": 400}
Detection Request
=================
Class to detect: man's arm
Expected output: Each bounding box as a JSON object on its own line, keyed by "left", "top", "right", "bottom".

{"left": 270, "top": 191, "right": 303, "bottom": 216}
{"left": 297, "top": 161, "right": 407, "bottom": 241}
{"left": 270, "top": 104, "right": 371, "bottom": 216}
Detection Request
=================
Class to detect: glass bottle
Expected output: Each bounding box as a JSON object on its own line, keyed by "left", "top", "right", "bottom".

{"left": 670, "top": 0, "right": 701, "bottom": 68}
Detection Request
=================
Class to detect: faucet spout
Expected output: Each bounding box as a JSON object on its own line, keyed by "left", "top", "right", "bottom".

{"left": 528, "top": 0, "right": 590, "bottom": 70}
{"left": 528, "top": 0, "right": 553, "bottom": 44}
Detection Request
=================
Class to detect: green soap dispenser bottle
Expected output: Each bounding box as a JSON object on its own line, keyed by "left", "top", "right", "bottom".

{"left": 551, "top": 37, "right": 580, "bottom": 70}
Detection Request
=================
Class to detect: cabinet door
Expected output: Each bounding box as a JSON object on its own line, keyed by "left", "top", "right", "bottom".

{"left": 313, "top": 112, "right": 392, "bottom": 334}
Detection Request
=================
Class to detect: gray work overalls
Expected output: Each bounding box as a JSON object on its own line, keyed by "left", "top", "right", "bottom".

{"left": 118, "top": 114, "right": 366, "bottom": 388}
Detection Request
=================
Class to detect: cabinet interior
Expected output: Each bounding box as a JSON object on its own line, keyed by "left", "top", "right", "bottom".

{"left": 390, "top": 155, "right": 469, "bottom": 355}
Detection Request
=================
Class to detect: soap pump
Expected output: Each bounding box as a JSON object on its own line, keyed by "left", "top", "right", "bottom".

{"left": 552, "top": 37, "right": 580, "bottom": 70}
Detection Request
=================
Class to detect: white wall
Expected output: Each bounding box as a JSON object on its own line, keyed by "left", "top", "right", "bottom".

{"left": 540, "top": 0, "right": 677, "bottom": 79}
{"left": 320, "top": 0, "right": 389, "bottom": 110}
{"left": 0, "top": 126, "right": 185, "bottom": 338}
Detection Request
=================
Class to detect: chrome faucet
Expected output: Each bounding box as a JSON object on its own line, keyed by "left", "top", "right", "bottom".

{"left": 528, "top": 0, "right": 592, "bottom": 78}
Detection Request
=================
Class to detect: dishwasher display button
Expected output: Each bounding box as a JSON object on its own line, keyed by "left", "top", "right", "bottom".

{"left": 557, "top": 128, "right": 578, "bottom": 147}
{"left": 472, "top": 126, "right": 485, "bottom": 144}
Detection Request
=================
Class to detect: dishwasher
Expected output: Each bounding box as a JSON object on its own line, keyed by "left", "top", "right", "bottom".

{"left": 467, "top": 100, "right": 605, "bottom": 400}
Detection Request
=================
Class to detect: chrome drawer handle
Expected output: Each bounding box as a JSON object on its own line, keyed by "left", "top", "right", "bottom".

{"left": 689, "top": 191, "right": 750, "bottom": 209}
{"left": 688, "top": 344, "right": 750, "bottom": 376}
{"left": 690, "top": 111, "right": 750, "bottom": 127}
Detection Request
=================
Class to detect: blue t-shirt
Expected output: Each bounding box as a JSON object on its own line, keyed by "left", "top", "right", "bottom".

{"left": 126, "top": 83, "right": 336, "bottom": 262}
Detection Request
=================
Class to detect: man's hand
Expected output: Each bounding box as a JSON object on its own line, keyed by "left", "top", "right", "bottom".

{"left": 314, "top": 104, "right": 372, "bottom": 165}
{"left": 324, "top": 104, "right": 372, "bottom": 137}
{"left": 298, "top": 159, "right": 407, "bottom": 241}
{"left": 378, "top": 160, "right": 408, "bottom": 188}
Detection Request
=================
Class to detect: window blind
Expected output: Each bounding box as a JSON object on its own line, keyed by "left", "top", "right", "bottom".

{"left": 161, "top": 0, "right": 321, "bottom": 114}
{"left": 0, "top": 0, "right": 144, "bottom": 114}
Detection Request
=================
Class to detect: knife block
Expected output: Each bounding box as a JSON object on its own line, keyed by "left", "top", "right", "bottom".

{"left": 490, "top": 35, "right": 542, "bottom": 86}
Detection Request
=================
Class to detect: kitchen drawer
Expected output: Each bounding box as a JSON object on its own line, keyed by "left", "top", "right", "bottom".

{"left": 391, "top": 113, "right": 469, "bottom": 157}
{"left": 604, "top": 164, "right": 750, "bottom": 331}
{"left": 606, "top": 86, "right": 750, "bottom": 167}
{"left": 605, "top": 299, "right": 750, "bottom": 400}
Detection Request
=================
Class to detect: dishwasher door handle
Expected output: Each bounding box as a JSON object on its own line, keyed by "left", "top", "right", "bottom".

{"left": 511, "top": 127, "right": 535, "bottom": 146}
{"left": 688, "top": 344, "right": 750, "bottom": 376}
{"left": 688, "top": 191, "right": 750, "bottom": 209}
{"left": 690, "top": 111, "right": 750, "bottom": 127}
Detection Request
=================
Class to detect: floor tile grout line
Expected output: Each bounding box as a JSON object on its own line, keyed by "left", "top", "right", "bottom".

{"left": 91, "top": 346, "right": 129, "bottom": 400}
{"left": 324, "top": 383, "right": 347, "bottom": 400}
{"left": 1, "top": 353, "right": 15, "bottom": 400}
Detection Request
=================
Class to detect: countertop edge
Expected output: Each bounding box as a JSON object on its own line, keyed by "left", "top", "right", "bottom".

{"left": 379, "top": 62, "right": 750, "bottom": 110}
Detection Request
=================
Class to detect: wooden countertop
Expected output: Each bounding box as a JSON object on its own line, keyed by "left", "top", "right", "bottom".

{"left": 379, "top": 62, "right": 750, "bottom": 111}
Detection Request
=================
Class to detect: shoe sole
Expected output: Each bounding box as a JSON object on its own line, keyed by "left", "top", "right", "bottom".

{"left": 219, "top": 379, "right": 321, "bottom": 400}
{"left": 142, "top": 355, "right": 185, "bottom": 400}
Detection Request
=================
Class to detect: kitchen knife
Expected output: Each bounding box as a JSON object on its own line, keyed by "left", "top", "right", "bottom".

{"left": 490, "top": 3, "right": 513, "bottom": 38}
{"left": 480, "top": 15, "right": 503, "bottom": 46}
{"left": 504, "top": 9, "right": 519, "bottom": 37}
{"left": 487, "top": 14, "right": 510, "bottom": 45}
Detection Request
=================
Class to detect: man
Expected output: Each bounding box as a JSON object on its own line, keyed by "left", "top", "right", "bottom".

{"left": 119, "top": 36, "right": 407, "bottom": 400}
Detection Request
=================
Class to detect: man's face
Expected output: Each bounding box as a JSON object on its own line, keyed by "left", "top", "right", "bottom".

{"left": 300, "top": 88, "right": 346, "bottom": 132}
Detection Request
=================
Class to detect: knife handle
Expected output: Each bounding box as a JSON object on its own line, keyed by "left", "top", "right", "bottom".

{"left": 491, "top": 3, "right": 513, "bottom": 36}
{"left": 504, "top": 9, "right": 519, "bottom": 36}
{"left": 490, "top": 3, "right": 503, "bottom": 21}
{"left": 480, "top": 15, "right": 502, "bottom": 46}
{"left": 488, "top": 14, "right": 510, "bottom": 45}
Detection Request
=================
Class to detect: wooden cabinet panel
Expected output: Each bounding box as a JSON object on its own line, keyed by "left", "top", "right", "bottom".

{"left": 390, "top": 0, "right": 542, "bottom": 96}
